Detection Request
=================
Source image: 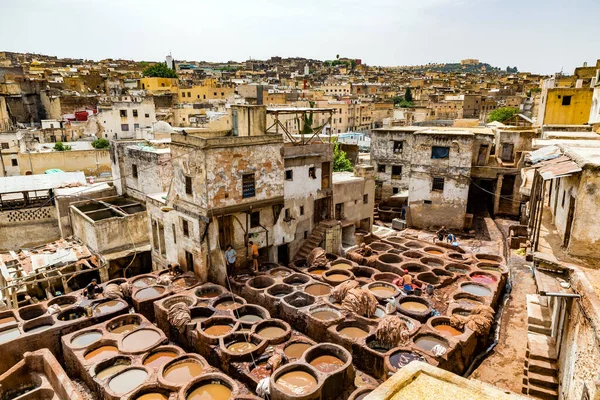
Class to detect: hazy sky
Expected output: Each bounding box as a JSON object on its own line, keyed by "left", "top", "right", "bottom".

{"left": 1, "top": 0, "right": 598, "bottom": 74}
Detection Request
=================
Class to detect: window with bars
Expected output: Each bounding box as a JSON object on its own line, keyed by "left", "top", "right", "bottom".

{"left": 432, "top": 177, "right": 445, "bottom": 191}
{"left": 250, "top": 211, "right": 260, "bottom": 228}
{"left": 242, "top": 173, "right": 256, "bottom": 198}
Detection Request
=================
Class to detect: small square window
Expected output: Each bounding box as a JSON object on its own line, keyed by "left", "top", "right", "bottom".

{"left": 308, "top": 167, "right": 316, "bottom": 179}
{"left": 121, "top": 124, "right": 129, "bottom": 131}
{"left": 11, "top": 159, "right": 18, "bottom": 167}
{"left": 132, "top": 164, "right": 138, "bottom": 178}
{"left": 300, "top": 205, "right": 305, "bottom": 216}
{"left": 285, "top": 170, "right": 293, "bottom": 180}
{"left": 185, "top": 176, "right": 192, "bottom": 195}
{"left": 432, "top": 177, "right": 445, "bottom": 191}
{"left": 182, "top": 219, "right": 189, "bottom": 237}
{"left": 134, "top": 123, "right": 139, "bottom": 129}
{"left": 1, "top": 143, "right": 8, "bottom": 149}
{"left": 145, "top": 113, "right": 150, "bottom": 118}
{"left": 378, "top": 164, "right": 386, "bottom": 173}
{"left": 187, "top": 91, "right": 191, "bottom": 97}
{"left": 432, "top": 146, "right": 450, "bottom": 159}
{"left": 393, "top": 141, "right": 403, "bottom": 153}
{"left": 363, "top": 194, "right": 368, "bottom": 204}
{"left": 304, "top": 230, "right": 308, "bottom": 239}
{"left": 393, "top": 187, "right": 399, "bottom": 194}
{"left": 250, "top": 211, "right": 260, "bottom": 228}
{"left": 562, "top": 95, "right": 572, "bottom": 106}
{"left": 132, "top": 109, "right": 138, "bottom": 117}
{"left": 424, "top": 200, "right": 432, "bottom": 205}
{"left": 391, "top": 165, "right": 402, "bottom": 179}
{"left": 119, "top": 110, "right": 127, "bottom": 117}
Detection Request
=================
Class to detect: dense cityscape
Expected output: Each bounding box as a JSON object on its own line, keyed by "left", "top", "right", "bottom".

{"left": 0, "top": 5, "right": 600, "bottom": 400}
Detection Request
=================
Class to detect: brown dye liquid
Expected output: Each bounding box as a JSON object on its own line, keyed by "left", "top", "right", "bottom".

{"left": 311, "top": 310, "right": 339, "bottom": 321}
{"left": 137, "top": 394, "right": 168, "bottom": 400}
{"left": 132, "top": 277, "right": 156, "bottom": 288}
{"left": 111, "top": 323, "right": 139, "bottom": 334}
{"left": 0, "top": 316, "right": 15, "bottom": 326}
{"left": 251, "top": 363, "right": 271, "bottom": 380}
{"left": 327, "top": 273, "right": 349, "bottom": 282}
{"left": 331, "top": 263, "right": 352, "bottom": 270}
{"left": 171, "top": 278, "right": 189, "bottom": 289}
{"left": 284, "top": 343, "right": 311, "bottom": 358}
{"left": 435, "top": 325, "right": 462, "bottom": 336}
{"left": 122, "top": 329, "right": 161, "bottom": 352}
{"left": 257, "top": 326, "right": 285, "bottom": 338}
{"left": 96, "top": 363, "right": 129, "bottom": 380}
{"left": 271, "top": 270, "right": 291, "bottom": 278}
{"left": 26, "top": 324, "right": 52, "bottom": 333}
{"left": 85, "top": 346, "right": 119, "bottom": 362}
{"left": 309, "top": 355, "right": 344, "bottom": 373}
{"left": 204, "top": 325, "right": 232, "bottom": 336}
{"left": 370, "top": 286, "right": 396, "bottom": 298}
{"left": 400, "top": 301, "right": 428, "bottom": 312}
{"left": 426, "top": 250, "right": 444, "bottom": 255}
{"left": 93, "top": 300, "right": 123, "bottom": 315}
{"left": 108, "top": 368, "right": 148, "bottom": 394}
{"left": 305, "top": 284, "right": 331, "bottom": 296}
{"left": 196, "top": 301, "right": 209, "bottom": 307}
{"left": 309, "top": 269, "right": 327, "bottom": 276}
{"left": 227, "top": 342, "right": 257, "bottom": 353}
{"left": 198, "top": 290, "right": 221, "bottom": 298}
{"left": 163, "top": 361, "right": 203, "bottom": 384}
{"left": 458, "top": 297, "right": 482, "bottom": 306}
{"left": 275, "top": 371, "right": 317, "bottom": 395}
{"left": 415, "top": 336, "right": 446, "bottom": 352}
{"left": 215, "top": 300, "right": 242, "bottom": 310}
{"left": 187, "top": 383, "right": 232, "bottom": 400}
{"left": 339, "top": 326, "right": 369, "bottom": 338}
{"left": 239, "top": 314, "right": 262, "bottom": 323}
{"left": 72, "top": 331, "right": 102, "bottom": 347}
{"left": 135, "top": 287, "right": 164, "bottom": 300}
{"left": 144, "top": 351, "right": 177, "bottom": 369}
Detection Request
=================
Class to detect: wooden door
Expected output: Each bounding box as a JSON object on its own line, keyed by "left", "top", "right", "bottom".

{"left": 563, "top": 195, "right": 576, "bottom": 247}
{"left": 217, "top": 215, "right": 233, "bottom": 250}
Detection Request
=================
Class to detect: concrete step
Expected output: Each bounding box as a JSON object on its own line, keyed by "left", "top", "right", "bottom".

{"left": 527, "top": 294, "right": 552, "bottom": 328}
{"left": 523, "top": 371, "right": 558, "bottom": 389}
{"left": 522, "top": 382, "right": 559, "bottom": 400}
{"left": 528, "top": 322, "right": 552, "bottom": 336}
{"left": 525, "top": 358, "right": 558, "bottom": 376}
{"left": 527, "top": 333, "right": 557, "bottom": 362}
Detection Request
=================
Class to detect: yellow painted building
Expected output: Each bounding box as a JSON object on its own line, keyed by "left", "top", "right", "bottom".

{"left": 540, "top": 88, "right": 593, "bottom": 125}
{"left": 140, "top": 77, "right": 178, "bottom": 93}
{"left": 177, "top": 85, "right": 234, "bottom": 103}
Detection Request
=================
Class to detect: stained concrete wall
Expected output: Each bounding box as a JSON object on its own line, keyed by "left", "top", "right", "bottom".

{"left": 17, "top": 149, "right": 111, "bottom": 177}
{"left": 123, "top": 146, "right": 172, "bottom": 202}
{"left": 70, "top": 205, "right": 149, "bottom": 254}
{"left": 566, "top": 171, "right": 600, "bottom": 258}
{"left": 0, "top": 206, "right": 60, "bottom": 251}
{"left": 333, "top": 168, "right": 375, "bottom": 231}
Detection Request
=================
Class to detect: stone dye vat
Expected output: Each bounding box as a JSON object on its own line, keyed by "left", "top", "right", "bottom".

{"left": 0, "top": 292, "right": 129, "bottom": 376}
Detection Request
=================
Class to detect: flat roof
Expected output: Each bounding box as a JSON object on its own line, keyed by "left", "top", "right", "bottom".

{"left": 561, "top": 145, "right": 600, "bottom": 168}
{"left": 544, "top": 131, "right": 600, "bottom": 139}
{"left": 267, "top": 107, "right": 335, "bottom": 113}
{"left": 332, "top": 171, "right": 363, "bottom": 184}
{"left": 374, "top": 126, "right": 492, "bottom": 135}
{"left": 417, "top": 129, "right": 474, "bottom": 136}
{"left": 0, "top": 172, "right": 86, "bottom": 194}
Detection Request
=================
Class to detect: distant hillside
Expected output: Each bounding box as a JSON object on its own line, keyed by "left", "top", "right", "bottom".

{"left": 402, "top": 63, "right": 517, "bottom": 74}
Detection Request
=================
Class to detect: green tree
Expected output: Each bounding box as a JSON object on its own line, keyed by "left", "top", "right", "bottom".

{"left": 336, "top": 54, "right": 340, "bottom": 60}
{"left": 487, "top": 107, "right": 520, "bottom": 123}
{"left": 392, "top": 95, "right": 404, "bottom": 106}
{"left": 142, "top": 63, "right": 178, "bottom": 78}
{"left": 92, "top": 138, "right": 110, "bottom": 149}
{"left": 53, "top": 142, "right": 72, "bottom": 151}
{"left": 398, "top": 99, "right": 413, "bottom": 108}
{"left": 404, "top": 87, "right": 413, "bottom": 103}
{"left": 350, "top": 59, "right": 357, "bottom": 70}
{"left": 333, "top": 143, "right": 353, "bottom": 172}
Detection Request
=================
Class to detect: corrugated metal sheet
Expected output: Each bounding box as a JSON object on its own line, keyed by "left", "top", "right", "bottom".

{"left": 538, "top": 158, "right": 581, "bottom": 180}
{"left": 528, "top": 145, "right": 561, "bottom": 164}
{"left": 0, "top": 172, "right": 86, "bottom": 194}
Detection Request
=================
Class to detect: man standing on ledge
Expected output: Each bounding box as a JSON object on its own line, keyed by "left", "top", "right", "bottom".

{"left": 249, "top": 241, "right": 259, "bottom": 273}
{"left": 225, "top": 244, "right": 237, "bottom": 276}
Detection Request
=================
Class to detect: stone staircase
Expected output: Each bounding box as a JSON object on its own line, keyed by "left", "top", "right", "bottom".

{"left": 295, "top": 223, "right": 327, "bottom": 260}
{"left": 522, "top": 294, "right": 559, "bottom": 400}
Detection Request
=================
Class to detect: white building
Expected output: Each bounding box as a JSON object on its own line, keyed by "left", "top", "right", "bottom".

{"left": 97, "top": 96, "right": 156, "bottom": 139}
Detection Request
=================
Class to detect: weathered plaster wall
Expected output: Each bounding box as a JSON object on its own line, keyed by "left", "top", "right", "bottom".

{"left": 568, "top": 170, "right": 600, "bottom": 257}
{"left": 0, "top": 206, "right": 59, "bottom": 251}
{"left": 18, "top": 149, "right": 111, "bottom": 176}
{"left": 123, "top": 147, "right": 172, "bottom": 202}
